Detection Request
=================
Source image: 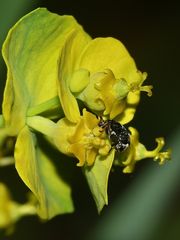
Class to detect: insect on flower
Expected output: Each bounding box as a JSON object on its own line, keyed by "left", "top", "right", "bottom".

{"left": 98, "top": 118, "right": 130, "bottom": 152}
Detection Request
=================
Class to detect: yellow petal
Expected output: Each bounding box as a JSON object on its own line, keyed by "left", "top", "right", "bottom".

{"left": 83, "top": 108, "right": 99, "bottom": 130}
{"left": 58, "top": 29, "right": 91, "bottom": 123}
{"left": 2, "top": 8, "right": 82, "bottom": 134}
{"left": 70, "top": 142, "right": 86, "bottom": 166}
{"left": 86, "top": 148, "right": 98, "bottom": 166}
{"left": 78, "top": 37, "right": 134, "bottom": 78}
{"left": 68, "top": 117, "right": 86, "bottom": 143}
{"left": 84, "top": 149, "right": 115, "bottom": 213}
{"left": 110, "top": 99, "right": 126, "bottom": 119}
{"left": 15, "top": 126, "right": 74, "bottom": 219}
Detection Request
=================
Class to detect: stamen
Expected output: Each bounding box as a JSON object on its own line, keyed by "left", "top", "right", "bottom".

{"left": 143, "top": 137, "right": 171, "bottom": 164}
{"left": 130, "top": 83, "right": 153, "bottom": 97}
{"left": 139, "top": 85, "right": 153, "bottom": 97}
{"left": 154, "top": 150, "right": 171, "bottom": 165}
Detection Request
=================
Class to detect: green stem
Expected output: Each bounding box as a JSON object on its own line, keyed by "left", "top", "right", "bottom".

{"left": 27, "top": 96, "right": 61, "bottom": 117}
{"left": 0, "top": 157, "right": 15, "bottom": 167}
{"left": 0, "top": 115, "right": 4, "bottom": 128}
{"left": 26, "top": 116, "right": 57, "bottom": 138}
{"left": 19, "top": 204, "right": 37, "bottom": 216}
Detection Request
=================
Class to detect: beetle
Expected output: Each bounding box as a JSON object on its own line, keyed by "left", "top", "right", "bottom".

{"left": 98, "top": 118, "right": 130, "bottom": 152}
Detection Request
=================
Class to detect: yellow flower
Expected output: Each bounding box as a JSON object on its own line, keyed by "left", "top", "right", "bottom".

{"left": 114, "top": 127, "right": 171, "bottom": 173}
{"left": 54, "top": 108, "right": 112, "bottom": 166}
{"left": 92, "top": 69, "right": 152, "bottom": 123}
{"left": 58, "top": 34, "right": 152, "bottom": 124}
{"left": 26, "top": 110, "right": 115, "bottom": 213}
{"left": 0, "top": 7, "right": 171, "bottom": 217}
{"left": 0, "top": 183, "right": 36, "bottom": 233}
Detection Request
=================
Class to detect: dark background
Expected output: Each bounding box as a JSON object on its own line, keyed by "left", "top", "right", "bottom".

{"left": 0, "top": 0, "right": 180, "bottom": 239}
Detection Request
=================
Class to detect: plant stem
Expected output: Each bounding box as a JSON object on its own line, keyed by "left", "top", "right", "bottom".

{"left": 27, "top": 96, "right": 61, "bottom": 117}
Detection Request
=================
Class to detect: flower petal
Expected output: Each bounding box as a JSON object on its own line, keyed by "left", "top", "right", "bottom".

{"left": 58, "top": 29, "right": 91, "bottom": 122}
{"left": 75, "top": 38, "right": 145, "bottom": 122}
{"left": 78, "top": 37, "right": 138, "bottom": 80}
{"left": 84, "top": 149, "right": 115, "bottom": 213}
{"left": 2, "top": 8, "right": 81, "bottom": 134}
{"left": 83, "top": 108, "right": 99, "bottom": 130}
{"left": 70, "top": 142, "right": 86, "bottom": 166}
{"left": 15, "top": 126, "right": 74, "bottom": 219}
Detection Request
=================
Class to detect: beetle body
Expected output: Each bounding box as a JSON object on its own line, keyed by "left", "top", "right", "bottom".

{"left": 99, "top": 119, "right": 130, "bottom": 152}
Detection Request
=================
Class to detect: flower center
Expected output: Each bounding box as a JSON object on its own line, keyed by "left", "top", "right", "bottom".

{"left": 84, "top": 126, "right": 111, "bottom": 156}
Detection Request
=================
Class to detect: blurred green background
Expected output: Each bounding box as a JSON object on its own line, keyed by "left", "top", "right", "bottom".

{"left": 0, "top": 0, "right": 180, "bottom": 239}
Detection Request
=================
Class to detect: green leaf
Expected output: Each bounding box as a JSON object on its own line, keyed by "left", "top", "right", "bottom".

{"left": 84, "top": 150, "right": 115, "bottom": 213}
{"left": 2, "top": 8, "right": 81, "bottom": 134}
{"left": 14, "top": 126, "right": 74, "bottom": 219}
